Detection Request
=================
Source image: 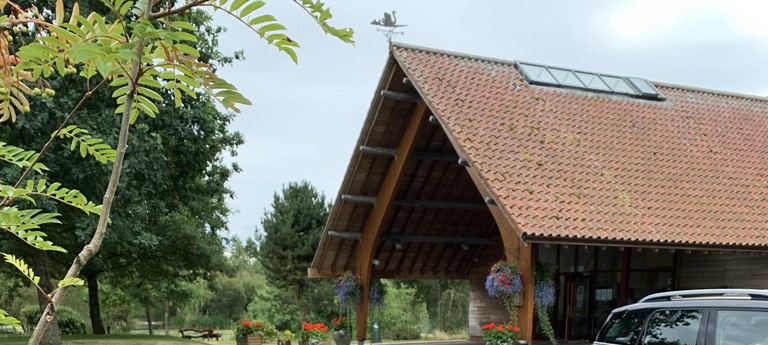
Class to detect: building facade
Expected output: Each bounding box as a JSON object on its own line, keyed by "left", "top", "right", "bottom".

{"left": 310, "top": 43, "right": 768, "bottom": 343}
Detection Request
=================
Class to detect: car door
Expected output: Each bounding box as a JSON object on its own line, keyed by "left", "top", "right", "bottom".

{"left": 708, "top": 309, "right": 768, "bottom": 345}
{"left": 640, "top": 309, "right": 707, "bottom": 345}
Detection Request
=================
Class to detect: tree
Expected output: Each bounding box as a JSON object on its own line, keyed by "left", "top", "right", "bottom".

{"left": 396, "top": 280, "right": 469, "bottom": 331}
{"left": 0, "top": 7, "right": 243, "bottom": 334}
{"left": 258, "top": 181, "right": 330, "bottom": 322}
{"left": 0, "top": 1, "right": 353, "bottom": 345}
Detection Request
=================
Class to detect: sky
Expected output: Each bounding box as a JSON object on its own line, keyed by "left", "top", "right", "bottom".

{"left": 210, "top": 0, "right": 768, "bottom": 241}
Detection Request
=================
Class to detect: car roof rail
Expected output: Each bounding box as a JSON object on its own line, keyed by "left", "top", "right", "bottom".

{"left": 639, "top": 289, "right": 768, "bottom": 303}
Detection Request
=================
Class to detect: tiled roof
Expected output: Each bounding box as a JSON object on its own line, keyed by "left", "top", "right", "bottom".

{"left": 392, "top": 43, "right": 768, "bottom": 248}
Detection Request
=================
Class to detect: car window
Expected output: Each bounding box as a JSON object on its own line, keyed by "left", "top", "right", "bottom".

{"left": 715, "top": 310, "right": 768, "bottom": 345}
{"left": 596, "top": 309, "right": 651, "bottom": 345}
{"left": 642, "top": 309, "right": 703, "bottom": 345}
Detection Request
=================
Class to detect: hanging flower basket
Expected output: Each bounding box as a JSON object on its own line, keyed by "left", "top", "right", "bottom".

{"left": 485, "top": 261, "right": 524, "bottom": 323}
{"left": 535, "top": 263, "right": 558, "bottom": 345}
{"left": 334, "top": 271, "right": 361, "bottom": 307}
{"left": 369, "top": 278, "right": 387, "bottom": 306}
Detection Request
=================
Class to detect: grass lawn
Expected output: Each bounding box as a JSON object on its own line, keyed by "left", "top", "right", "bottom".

{"left": 0, "top": 334, "right": 233, "bottom": 345}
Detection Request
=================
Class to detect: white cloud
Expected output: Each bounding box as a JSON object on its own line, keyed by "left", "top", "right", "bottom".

{"left": 612, "top": 0, "right": 768, "bottom": 38}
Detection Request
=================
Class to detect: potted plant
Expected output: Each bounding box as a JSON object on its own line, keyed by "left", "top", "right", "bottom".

{"left": 299, "top": 321, "right": 330, "bottom": 345}
{"left": 331, "top": 314, "right": 352, "bottom": 345}
{"left": 236, "top": 320, "right": 275, "bottom": 345}
{"left": 482, "top": 322, "right": 521, "bottom": 345}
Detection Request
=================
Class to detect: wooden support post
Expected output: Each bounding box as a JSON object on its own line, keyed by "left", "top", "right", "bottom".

{"left": 463, "top": 166, "right": 534, "bottom": 342}
{"left": 354, "top": 101, "right": 428, "bottom": 342}
{"left": 518, "top": 243, "right": 535, "bottom": 343}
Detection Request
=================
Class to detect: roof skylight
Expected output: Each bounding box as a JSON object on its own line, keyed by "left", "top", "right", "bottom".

{"left": 516, "top": 62, "right": 664, "bottom": 100}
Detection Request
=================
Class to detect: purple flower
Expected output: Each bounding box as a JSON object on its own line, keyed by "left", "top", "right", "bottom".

{"left": 534, "top": 279, "right": 555, "bottom": 307}
{"left": 485, "top": 261, "right": 523, "bottom": 298}
{"left": 369, "top": 279, "right": 386, "bottom": 305}
{"left": 334, "top": 272, "right": 361, "bottom": 306}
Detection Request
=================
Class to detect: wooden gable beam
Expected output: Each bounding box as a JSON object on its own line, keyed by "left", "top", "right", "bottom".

{"left": 354, "top": 101, "right": 428, "bottom": 343}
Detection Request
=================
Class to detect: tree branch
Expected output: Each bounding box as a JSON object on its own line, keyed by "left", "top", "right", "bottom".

{"left": 0, "top": 77, "right": 109, "bottom": 207}
{"left": 149, "top": 0, "right": 208, "bottom": 20}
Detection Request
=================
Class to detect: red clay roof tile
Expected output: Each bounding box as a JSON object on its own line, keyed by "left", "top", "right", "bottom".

{"left": 392, "top": 43, "right": 768, "bottom": 248}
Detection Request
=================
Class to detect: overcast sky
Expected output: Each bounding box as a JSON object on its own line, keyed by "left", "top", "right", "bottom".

{"left": 210, "top": 0, "right": 768, "bottom": 241}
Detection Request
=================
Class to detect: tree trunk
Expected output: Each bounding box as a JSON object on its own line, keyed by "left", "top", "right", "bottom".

{"left": 26, "top": 8, "right": 148, "bottom": 344}
{"left": 145, "top": 305, "right": 153, "bottom": 335}
{"left": 86, "top": 273, "right": 106, "bottom": 334}
{"left": 164, "top": 300, "right": 170, "bottom": 336}
{"left": 32, "top": 251, "right": 62, "bottom": 345}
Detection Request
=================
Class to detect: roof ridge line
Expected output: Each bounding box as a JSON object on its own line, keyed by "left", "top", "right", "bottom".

{"left": 391, "top": 42, "right": 768, "bottom": 103}
{"left": 390, "top": 41, "right": 516, "bottom": 66}
{"left": 653, "top": 81, "right": 768, "bottom": 102}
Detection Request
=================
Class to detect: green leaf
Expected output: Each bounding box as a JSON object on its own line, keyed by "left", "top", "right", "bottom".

{"left": 239, "top": 0, "right": 265, "bottom": 17}
{"left": 54, "top": 125, "right": 116, "bottom": 164}
{"left": 229, "top": 0, "right": 248, "bottom": 12}
{"left": 249, "top": 14, "right": 276, "bottom": 26}
{"left": 0, "top": 309, "right": 21, "bottom": 328}
{"left": 2, "top": 253, "right": 40, "bottom": 285}
{"left": 170, "top": 21, "right": 195, "bottom": 30}
{"left": 0, "top": 142, "right": 48, "bottom": 173}
{"left": 58, "top": 277, "right": 85, "bottom": 288}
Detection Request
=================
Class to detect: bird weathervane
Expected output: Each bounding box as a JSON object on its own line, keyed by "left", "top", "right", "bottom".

{"left": 370, "top": 11, "right": 407, "bottom": 41}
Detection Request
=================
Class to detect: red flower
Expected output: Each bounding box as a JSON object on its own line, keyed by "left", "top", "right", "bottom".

{"left": 506, "top": 325, "right": 513, "bottom": 331}
{"left": 254, "top": 322, "right": 262, "bottom": 328}
{"left": 242, "top": 320, "right": 251, "bottom": 328}
{"left": 514, "top": 326, "right": 520, "bottom": 333}
{"left": 489, "top": 322, "right": 496, "bottom": 328}
{"left": 497, "top": 325, "right": 503, "bottom": 332}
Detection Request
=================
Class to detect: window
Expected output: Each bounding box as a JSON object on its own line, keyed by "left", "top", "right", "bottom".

{"left": 715, "top": 310, "right": 768, "bottom": 345}
{"left": 549, "top": 68, "right": 585, "bottom": 88}
{"left": 518, "top": 63, "right": 558, "bottom": 85}
{"left": 516, "top": 62, "right": 664, "bottom": 100}
{"left": 643, "top": 309, "right": 703, "bottom": 345}
{"left": 601, "top": 76, "right": 637, "bottom": 95}
{"left": 576, "top": 72, "right": 612, "bottom": 91}
{"left": 596, "top": 310, "right": 651, "bottom": 345}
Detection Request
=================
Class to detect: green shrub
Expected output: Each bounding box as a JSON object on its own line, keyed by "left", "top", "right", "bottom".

{"left": 21, "top": 305, "right": 86, "bottom": 335}
{"left": 391, "top": 327, "right": 420, "bottom": 340}
{"left": 21, "top": 305, "right": 39, "bottom": 331}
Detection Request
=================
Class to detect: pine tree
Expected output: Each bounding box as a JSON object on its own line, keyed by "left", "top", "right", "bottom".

{"left": 259, "top": 181, "right": 330, "bottom": 321}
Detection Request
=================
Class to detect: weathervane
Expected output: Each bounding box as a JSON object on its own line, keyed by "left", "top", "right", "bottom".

{"left": 370, "top": 11, "right": 407, "bottom": 41}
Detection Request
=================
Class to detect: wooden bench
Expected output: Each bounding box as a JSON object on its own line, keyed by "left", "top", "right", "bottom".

{"left": 179, "top": 328, "right": 222, "bottom": 341}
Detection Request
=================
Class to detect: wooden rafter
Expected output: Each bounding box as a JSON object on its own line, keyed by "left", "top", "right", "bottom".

{"left": 354, "top": 100, "right": 428, "bottom": 342}
{"left": 341, "top": 194, "right": 487, "bottom": 210}
{"left": 359, "top": 145, "right": 460, "bottom": 162}
{"left": 380, "top": 90, "right": 420, "bottom": 102}
{"left": 329, "top": 230, "right": 491, "bottom": 245}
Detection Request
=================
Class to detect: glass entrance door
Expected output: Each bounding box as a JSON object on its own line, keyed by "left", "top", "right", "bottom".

{"left": 568, "top": 274, "right": 592, "bottom": 340}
